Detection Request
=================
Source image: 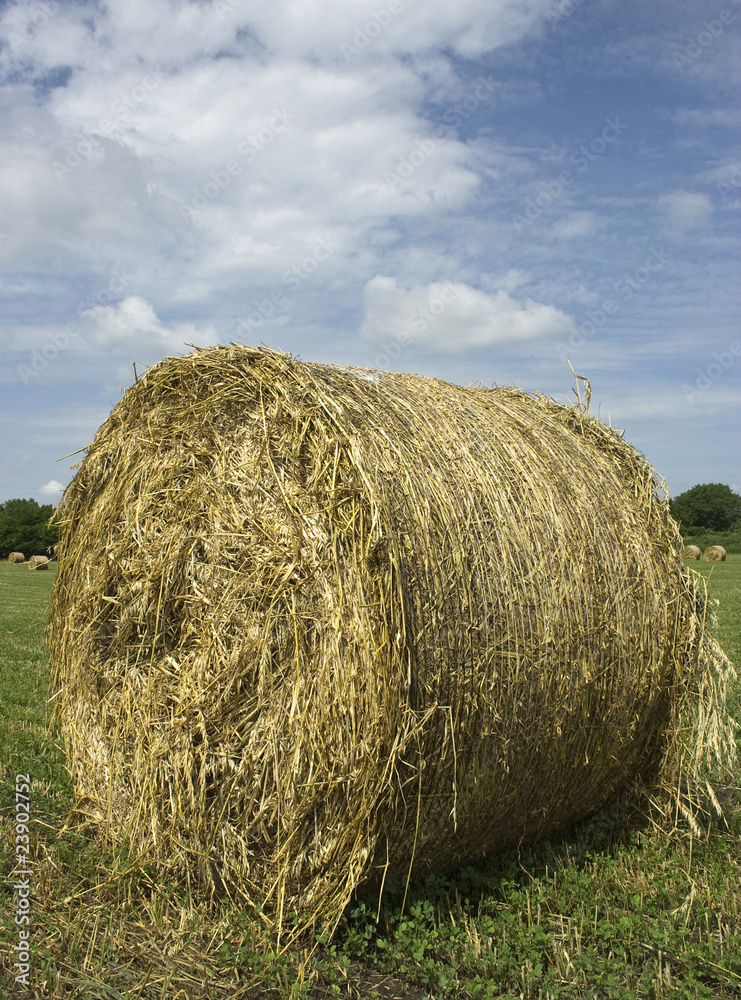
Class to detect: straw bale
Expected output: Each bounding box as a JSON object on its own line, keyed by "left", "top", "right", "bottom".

{"left": 7, "top": 551, "right": 25, "bottom": 563}
{"left": 703, "top": 545, "right": 727, "bottom": 562}
{"left": 28, "top": 555, "right": 49, "bottom": 570}
{"left": 48, "top": 345, "right": 736, "bottom": 936}
{"left": 681, "top": 545, "right": 702, "bottom": 560}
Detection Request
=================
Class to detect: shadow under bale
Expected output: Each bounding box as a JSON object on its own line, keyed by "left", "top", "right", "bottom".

{"left": 48, "top": 345, "right": 736, "bottom": 937}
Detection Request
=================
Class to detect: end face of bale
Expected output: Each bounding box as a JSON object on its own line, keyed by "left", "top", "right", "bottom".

{"left": 703, "top": 545, "right": 727, "bottom": 562}
{"left": 681, "top": 545, "right": 702, "bottom": 560}
{"left": 47, "top": 345, "right": 737, "bottom": 937}
{"left": 8, "top": 551, "right": 25, "bottom": 563}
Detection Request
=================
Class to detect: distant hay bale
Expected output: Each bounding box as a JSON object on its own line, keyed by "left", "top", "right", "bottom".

{"left": 682, "top": 545, "right": 702, "bottom": 560}
{"left": 7, "top": 552, "right": 25, "bottom": 563}
{"left": 28, "top": 555, "right": 49, "bottom": 570}
{"left": 704, "top": 545, "right": 727, "bottom": 562}
{"left": 48, "top": 345, "right": 736, "bottom": 936}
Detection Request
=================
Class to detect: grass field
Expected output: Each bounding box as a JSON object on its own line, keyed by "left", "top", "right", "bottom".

{"left": 1, "top": 556, "right": 739, "bottom": 999}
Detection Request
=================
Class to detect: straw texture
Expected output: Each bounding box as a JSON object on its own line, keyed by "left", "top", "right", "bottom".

{"left": 703, "top": 545, "right": 727, "bottom": 562}
{"left": 8, "top": 551, "right": 25, "bottom": 563}
{"left": 48, "top": 345, "right": 736, "bottom": 935}
{"left": 681, "top": 545, "right": 702, "bottom": 560}
{"left": 28, "top": 554, "right": 49, "bottom": 570}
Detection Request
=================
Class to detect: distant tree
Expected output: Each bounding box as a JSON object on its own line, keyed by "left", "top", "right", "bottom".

{"left": 670, "top": 483, "right": 741, "bottom": 532}
{"left": 0, "top": 498, "right": 58, "bottom": 558}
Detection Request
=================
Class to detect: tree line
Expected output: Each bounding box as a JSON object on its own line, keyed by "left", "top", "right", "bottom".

{"left": 0, "top": 499, "right": 58, "bottom": 559}
{"left": 669, "top": 483, "right": 741, "bottom": 533}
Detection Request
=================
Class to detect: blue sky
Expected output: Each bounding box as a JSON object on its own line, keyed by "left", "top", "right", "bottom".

{"left": 0, "top": 0, "right": 739, "bottom": 505}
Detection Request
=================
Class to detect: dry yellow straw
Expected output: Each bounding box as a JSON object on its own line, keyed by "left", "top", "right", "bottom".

{"left": 48, "top": 345, "right": 736, "bottom": 936}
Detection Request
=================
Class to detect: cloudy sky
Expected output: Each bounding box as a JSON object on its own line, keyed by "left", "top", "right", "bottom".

{"left": 1, "top": 0, "right": 739, "bottom": 505}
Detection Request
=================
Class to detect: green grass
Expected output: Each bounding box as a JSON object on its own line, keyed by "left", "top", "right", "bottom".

{"left": 0, "top": 562, "right": 69, "bottom": 822}
{"left": 691, "top": 555, "right": 741, "bottom": 724}
{"left": 691, "top": 554, "right": 741, "bottom": 663}
{"left": 0, "top": 557, "right": 739, "bottom": 998}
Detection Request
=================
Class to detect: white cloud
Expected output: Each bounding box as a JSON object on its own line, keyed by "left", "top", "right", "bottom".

{"left": 0, "top": 0, "right": 738, "bottom": 504}
{"left": 549, "top": 211, "right": 598, "bottom": 240}
{"left": 39, "top": 479, "right": 64, "bottom": 496}
{"left": 360, "top": 275, "right": 576, "bottom": 351}
{"left": 80, "top": 296, "right": 218, "bottom": 351}
{"left": 604, "top": 384, "right": 741, "bottom": 421}
{"left": 0, "top": 0, "right": 575, "bottom": 344}
{"left": 673, "top": 108, "right": 739, "bottom": 130}
{"left": 485, "top": 268, "right": 531, "bottom": 292}
{"left": 658, "top": 190, "right": 713, "bottom": 231}
{"left": 0, "top": 0, "right": 553, "bottom": 76}
{"left": 0, "top": 30, "right": 483, "bottom": 296}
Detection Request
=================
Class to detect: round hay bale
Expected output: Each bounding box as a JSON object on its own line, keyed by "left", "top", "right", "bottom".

{"left": 7, "top": 551, "right": 25, "bottom": 563}
{"left": 28, "top": 555, "right": 49, "bottom": 570}
{"left": 682, "top": 545, "right": 702, "bottom": 560}
{"left": 703, "top": 545, "right": 727, "bottom": 562}
{"left": 48, "top": 346, "right": 735, "bottom": 935}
